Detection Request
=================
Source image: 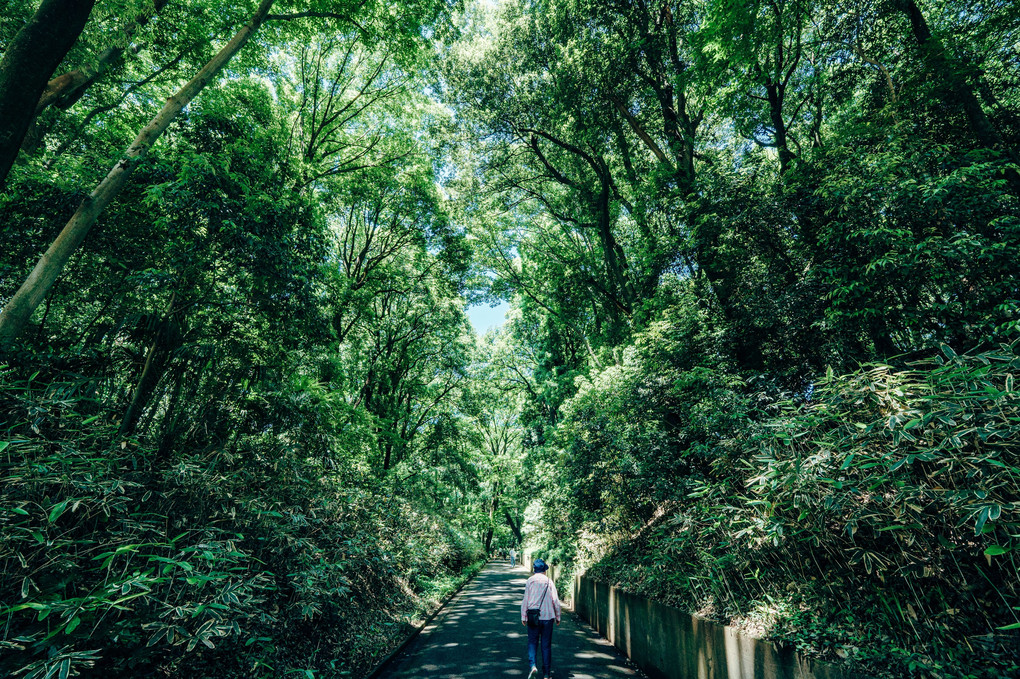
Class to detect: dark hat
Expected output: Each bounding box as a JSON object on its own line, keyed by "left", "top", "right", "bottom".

{"left": 533, "top": 558, "right": 548, "bottom": 572}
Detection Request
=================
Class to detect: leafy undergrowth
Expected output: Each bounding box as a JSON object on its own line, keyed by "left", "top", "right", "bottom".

{"left": 0, "top": 371, "right": 484, "bottom": 679}
{"left": 576, "top": 345, "right": 1020, "bottom": 679}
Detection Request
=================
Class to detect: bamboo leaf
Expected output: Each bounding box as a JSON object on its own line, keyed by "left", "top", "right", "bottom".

{"left": 48, "top": 499, "right": 70, "bottom": 523}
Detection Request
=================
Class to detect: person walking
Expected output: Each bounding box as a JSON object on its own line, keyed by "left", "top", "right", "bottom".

{"left": 521, "top": 558, "right": 560, "bottom": 679}
{"left": 510, "top": 547, "right": 516, "bottom": 568}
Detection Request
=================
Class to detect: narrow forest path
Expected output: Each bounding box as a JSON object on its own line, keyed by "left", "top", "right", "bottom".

{"left": 375, "top": 561, "right": 645, "bottom": 679}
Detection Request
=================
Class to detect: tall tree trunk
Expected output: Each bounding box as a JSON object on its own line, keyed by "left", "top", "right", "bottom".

{"left": 898, "top": 0, "right": 1015, "bottom": 166}
{"left": 504, "top": 509, "right": 523, "bottom": 545}
{"left": 0, "top": 0, "right": 276, "bottom": 351}
{"left": 595, "top": 173, "right": 632, "bottom": 316}
{"left": 484, "top": 492, "right": 499, "bottom": 552}
{"left": 765, "top": 80, "right": 794, "bottom": 174}
{"left": 0, "top": 0, "right": 96, "bottom": 189}
{"left": 483, "top": 527, "right": 494, "bottom": 553}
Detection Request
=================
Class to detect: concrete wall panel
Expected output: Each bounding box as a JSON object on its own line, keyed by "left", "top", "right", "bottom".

{"left": 572, "top": 576, "right": 862, "bottom": 679}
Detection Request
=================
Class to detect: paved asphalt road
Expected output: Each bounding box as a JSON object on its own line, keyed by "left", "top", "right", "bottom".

{"left": 376, "top": 561, "right": 646, "bottom": 679}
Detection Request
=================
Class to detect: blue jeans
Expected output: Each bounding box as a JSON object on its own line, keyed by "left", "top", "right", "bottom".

{"left": 527, "top": 618, "right": 553, "bottom": 675}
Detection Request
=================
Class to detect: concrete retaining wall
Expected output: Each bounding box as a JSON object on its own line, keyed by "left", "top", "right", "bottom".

{"left": 572, "top": 575, "right": 860, "bottom": 679}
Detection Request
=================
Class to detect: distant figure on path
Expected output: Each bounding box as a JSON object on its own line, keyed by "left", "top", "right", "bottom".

{"left": 510, "top": 547, "right": 516, "bottom": 567}
{"left": 521, "top": 558, "right": 560, "bottom": 679}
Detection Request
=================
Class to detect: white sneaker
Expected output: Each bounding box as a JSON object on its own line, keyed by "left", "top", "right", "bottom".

{"left": 527, "top": 666, "right": 538, "bottom": 679}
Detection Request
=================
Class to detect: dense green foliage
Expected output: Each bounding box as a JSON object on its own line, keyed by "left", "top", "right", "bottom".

{"left": 442, "top": 0, "right": 1020, "bottom": 677}
{"left": 0, "top": 369, "right": 483, "bottom": 676}
{"left": 2, "top": 0, "right": 1019, "bottom": 677}
{"left": 0, "top": 2, "right": 495, "bottom": 677}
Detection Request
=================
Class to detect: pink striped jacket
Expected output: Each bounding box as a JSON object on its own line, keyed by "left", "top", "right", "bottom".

{"left": 520, "top": 573, "right": 561, "bottom": 623}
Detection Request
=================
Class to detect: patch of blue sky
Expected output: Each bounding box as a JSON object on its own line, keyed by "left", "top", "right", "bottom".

{"left": 466, "top": 301, "right": 510, "bottom": 334}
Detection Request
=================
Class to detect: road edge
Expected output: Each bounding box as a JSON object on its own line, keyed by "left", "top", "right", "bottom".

{"left": 363, "top": 559, "right": 490, "bottom": 679}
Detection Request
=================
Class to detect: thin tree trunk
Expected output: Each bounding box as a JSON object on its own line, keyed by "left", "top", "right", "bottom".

{"left": 765, "top": 81, "right": 794, "bottom": 174}
{"left": 0, "top": 0, "right": 96, "bottom": 189}
{"left": 484, "top": 527, "right": 494, "bottom": 553}
{"left": 0, "top": 0, "right": 275, "bottom": 351}
{"left": 120, "top": 292, "right": 177, "bottom": 437}
{"left": 43, "top": 50, "right": 188, "bottom": 166}
{"left": 484, "top": 492, "right": 499, "bottom": 552}
{"left": 34, "top": 0, "right": 169, "bottom": 116}
{"left": 157, "top": 362, "right": 189, "bottom": 457}
{"left": 35, "top": 295, "right": 53, "bottom": 343}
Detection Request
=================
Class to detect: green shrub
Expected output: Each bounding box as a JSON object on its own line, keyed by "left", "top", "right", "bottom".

{"left": 561, "top": 342, "right": 1020, "bottom": 678}
{"left": 0, "top": 370, "right": 482, "bottom": 678}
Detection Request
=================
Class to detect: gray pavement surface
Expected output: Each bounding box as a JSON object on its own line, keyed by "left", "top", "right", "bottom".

{"left": 376, "top": 561, "right": 645, "bottom": 679}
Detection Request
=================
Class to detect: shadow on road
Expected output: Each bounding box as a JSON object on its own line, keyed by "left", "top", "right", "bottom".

{"left": 377, "top": 562, "right": 643, "bottom": 679}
